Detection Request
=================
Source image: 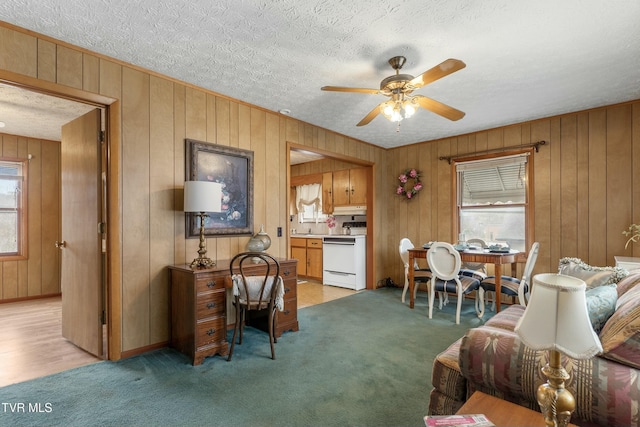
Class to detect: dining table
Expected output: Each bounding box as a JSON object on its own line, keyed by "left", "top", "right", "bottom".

{"left": 407, "top": 246, "right": 520, "bottom": 312}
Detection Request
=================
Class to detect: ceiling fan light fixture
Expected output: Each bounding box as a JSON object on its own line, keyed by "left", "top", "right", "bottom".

{"left": 403, "top": 98, "right": 417, "bottom": 118}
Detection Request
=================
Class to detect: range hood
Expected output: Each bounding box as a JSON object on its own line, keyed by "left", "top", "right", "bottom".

{"left": 332, "top": 206, "right": 367, "bottom": 216}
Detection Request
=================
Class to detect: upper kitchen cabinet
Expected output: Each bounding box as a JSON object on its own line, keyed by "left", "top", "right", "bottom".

{"left": 332, "top": 167, "right": 367, "bottom": 206}
{"left": 322, "top": 172, "right": 333, "bottom": 214}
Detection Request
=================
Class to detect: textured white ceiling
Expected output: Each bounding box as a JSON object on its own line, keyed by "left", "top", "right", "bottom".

{"left": 0, "top": 0, "right": 639, "bottom": 149}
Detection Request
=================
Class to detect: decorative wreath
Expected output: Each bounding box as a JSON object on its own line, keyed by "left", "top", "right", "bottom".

{"left": 396, "top": 168, "right": 423, "bottom": 199}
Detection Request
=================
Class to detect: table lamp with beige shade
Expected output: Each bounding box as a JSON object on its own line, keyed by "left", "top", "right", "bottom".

{"left": 184, "top": 180, "right": 222, "bottom": 268}
{"left": 514, "top": 273, "right": 603, "bottom": 427}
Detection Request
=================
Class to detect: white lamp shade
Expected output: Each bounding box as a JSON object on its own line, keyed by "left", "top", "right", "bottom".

{"left": 515, "top": 273, "right": 603, "bottom": 359}
{"left": 184, "top": 181, "right": 222, "bottom": 213}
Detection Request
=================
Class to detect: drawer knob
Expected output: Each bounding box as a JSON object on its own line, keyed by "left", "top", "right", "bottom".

{"left": 206, "top": 281, "right": 216, "bottom": 288}
{"left": 283, "top": 269, "right": 290, "bottom": 276}
{"left": 284, "top": 310, "right": 290, "bottom": 315}
{"left": 207, "top": 302, "right": 216, "bottom": 309}
{"left": 284, "top": 287, "right": 291, "bottom": 294}
{"left": 206, "top": 329, "right": 216, "bottom": 336}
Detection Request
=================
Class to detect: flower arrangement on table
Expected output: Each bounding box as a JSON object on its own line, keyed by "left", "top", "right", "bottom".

{"left": 623, "top": 223, "right": 640, "bottom": 249}
{"left": 396, "top": 168, "right": 423, "bottom": 199}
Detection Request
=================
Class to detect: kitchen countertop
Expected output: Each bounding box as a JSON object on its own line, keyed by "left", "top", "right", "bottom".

{"left": 291, "top": 234, "right": 366, "bottom": 238}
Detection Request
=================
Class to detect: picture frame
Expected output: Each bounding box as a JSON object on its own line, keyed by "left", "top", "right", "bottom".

{"left": 185, "top": 139, "right": 254, "bottom": 237}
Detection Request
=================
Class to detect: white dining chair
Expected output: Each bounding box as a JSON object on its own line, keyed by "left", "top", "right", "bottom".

{"left": 399, "top": 238, "right": 431, "bottom": 303}
{"left": 476, "top": 242, "right": 540, "bottom": 317}
{"left": 427, "top": 241, "right": 481, "bottom": 324}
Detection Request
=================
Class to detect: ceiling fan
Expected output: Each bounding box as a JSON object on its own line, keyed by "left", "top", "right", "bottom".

{"left": 321, "top": 56, "right": 466, "bottom": 126}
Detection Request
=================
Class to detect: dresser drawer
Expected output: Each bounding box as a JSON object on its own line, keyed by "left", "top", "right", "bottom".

{"left": 282, "top": 278, "right": 297, "bottom": 299}
{"left": 278, "top": 298, "right": 298, "bottom": 325}
{"left": 195, "top": 274, "right": 225, "bottom": 293}
{"left": 196, "top": 317, "right": 226, "bottom": 348}
{"left": 196, "top": 292, "right": 225, "bottom": 319}
{"left": 280, "top": 264, "right": 296, "bottom": 280}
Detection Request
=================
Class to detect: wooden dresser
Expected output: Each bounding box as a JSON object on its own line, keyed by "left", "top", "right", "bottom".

{"left": 169, "top": 257, "right": 298, "bottom": 365}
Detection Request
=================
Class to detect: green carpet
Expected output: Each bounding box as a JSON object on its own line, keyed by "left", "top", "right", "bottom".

{"left": 0, "top": 288, "right": 492, "bottom": 427}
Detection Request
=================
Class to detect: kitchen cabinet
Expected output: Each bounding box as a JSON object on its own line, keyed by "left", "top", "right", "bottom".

{"left": 290, "top": 237, "right": 323, "bottom": 280}
{"left": 291, "top": 238, "right": 307, "bottom": 276}
{"left": 332, "top": 167, "right": 367, "bottom": 206}
{"left": 322, "top": 171, "right": 333, "bottom": 214}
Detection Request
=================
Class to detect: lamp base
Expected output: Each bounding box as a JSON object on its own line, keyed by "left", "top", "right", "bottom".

{"left": 190, "top": 256, "right": 216, "bottom": 269}
{"left": 190, "top": 211, "right": 215, "bottom": 269}
{"left": 537, "top": 350, "right": 575, "bottom": 427}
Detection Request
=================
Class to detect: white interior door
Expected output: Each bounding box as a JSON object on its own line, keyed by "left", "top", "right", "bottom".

{"left": 60, "top": 109, "right": 103, "bottom": 357}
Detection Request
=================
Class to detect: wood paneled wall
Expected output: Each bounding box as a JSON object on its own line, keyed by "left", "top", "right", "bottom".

{"left": 0, "top": 23, "right": 386, "bottom": 355}
{"left": 0, "top": 133, "right": 60, "bottom": 300}
{"left": 385, "top": 103, "right": 640, "bottom": 286}
{"left": 2, "top": 21, "right": 638, "bottom": 357}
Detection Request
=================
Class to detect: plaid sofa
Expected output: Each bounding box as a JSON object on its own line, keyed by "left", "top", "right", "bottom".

{"left": 428, "top": 264, "right": 640, "bottom": 427}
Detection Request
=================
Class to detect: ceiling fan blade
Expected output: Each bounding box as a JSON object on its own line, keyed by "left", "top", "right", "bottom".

{"left": 356, "top": 103, "right": 383, "bottom": 126}
{"left": 409, "top": 58, "right": 466, "bottom": 89}
{"left": 414, "top": 95, "right": 465, "bottom": 121}
{"left": 321, "top": 86, "right": 380, "bottom": 94}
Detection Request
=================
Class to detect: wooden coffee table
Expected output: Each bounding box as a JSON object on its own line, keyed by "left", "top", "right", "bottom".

{"left": 456, "top": 391, "right": 578, "bottom": 427}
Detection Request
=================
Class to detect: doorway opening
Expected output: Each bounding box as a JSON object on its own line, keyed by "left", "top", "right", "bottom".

{"left": 0, "top": 76, "right": 116, "bottom": 382}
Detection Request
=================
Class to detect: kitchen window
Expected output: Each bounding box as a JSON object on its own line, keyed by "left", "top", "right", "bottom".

{"left": 0, "top": 159, "right": 27, "bottom": 259}
{"left": 455, "top": 152, "right": 531, "bottom": 252}
{"left": 295, "top": 183, "right": 327, "bottom": 223}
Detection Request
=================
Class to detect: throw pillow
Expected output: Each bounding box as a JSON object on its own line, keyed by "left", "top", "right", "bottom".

{"left": 616, "top": 272, "right": 640, "bottom": 298}
{"left": 599, "top": 284, "right": 640, "bottom": 369}
{"left": 558, "top": 257, "right": 628, "bottom": 289}
{"left": 585, "top": 284, "right": 617, "bottom": 334}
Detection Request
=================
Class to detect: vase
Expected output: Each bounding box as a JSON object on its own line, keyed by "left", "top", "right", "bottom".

{"left": 329, "top": 228, "right": 334, "bottom": 235}
{"left": 255, "top": 224, "right": 271, "bottom": 251}
{"left": 246, "top": 237, "right": 265, "bottom": 252}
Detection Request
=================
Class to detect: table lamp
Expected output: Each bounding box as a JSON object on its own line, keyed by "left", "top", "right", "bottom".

{"left": 514, "top": 273, "right": 602, "bottom": 427}
{"left": 184, "top": 180, "right": 222, "bottom": 268}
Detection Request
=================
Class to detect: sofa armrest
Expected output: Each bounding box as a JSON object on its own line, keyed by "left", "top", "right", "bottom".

{"left": 459, "top": 325, "right": 640, "bottom": 427}
{"left": 459, "top": 326, "right": 544, "bottom": 402}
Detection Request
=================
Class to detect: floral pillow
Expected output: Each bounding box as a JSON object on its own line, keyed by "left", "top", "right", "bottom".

{"left": 585, "top": 284, "right": 617, "bottom": 334}
{"left": 558, "top": 257, "right": 628, "bottom": 289}
{"left": 599, "top": 284, "right": 640, "bottom": 369}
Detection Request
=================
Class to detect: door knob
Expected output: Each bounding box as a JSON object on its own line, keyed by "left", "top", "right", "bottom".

{"left": 55, "top": 240, "right": 66, "bottom": 249}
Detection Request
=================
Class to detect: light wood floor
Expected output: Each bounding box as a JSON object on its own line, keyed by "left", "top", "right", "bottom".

{"left": 0, "top": 280, "right": 355, "bottom": 387}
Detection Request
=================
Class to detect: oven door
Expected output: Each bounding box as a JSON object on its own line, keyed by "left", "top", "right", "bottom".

{"left": 322, "top": 237, "right": 357, "bottom": 274}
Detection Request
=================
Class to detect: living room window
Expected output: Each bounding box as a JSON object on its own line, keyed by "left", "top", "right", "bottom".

{"left": 0, "top": 159, "right": 27, "bottom": 259}
{"left": 455, "top": 152, "right": 531, "bottom": 252}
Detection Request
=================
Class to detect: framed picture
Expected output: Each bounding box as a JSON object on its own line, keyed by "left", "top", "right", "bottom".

{"left": 185, "top": 139, "right": 254, "bottom": 237}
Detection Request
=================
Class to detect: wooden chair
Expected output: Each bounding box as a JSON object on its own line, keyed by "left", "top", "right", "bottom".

{"left": 426, "top": 242, "right": 481, "bottom": 324}
{"left": 227, "top": 252, "right": 284, "bottom": 361}
{"left": 477, "top": 242, "right": 540, "bottom": 317}
{"left": 399, "top": 238, "right": 431, "bottom": 303}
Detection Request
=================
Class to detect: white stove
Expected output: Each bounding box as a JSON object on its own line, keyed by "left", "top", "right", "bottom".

{"left": 322, "top": 232, "right": 366, "bottom": 290}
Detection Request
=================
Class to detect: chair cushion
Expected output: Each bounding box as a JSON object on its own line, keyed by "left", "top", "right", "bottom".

{"left": 413, "top": 269, "right": 432, "bottom": 282}
{"left": 232, "top": 274, "right": 285, "bottom": 311}
{"left": 585, "top": 284, "right": 617, "bottom": 334}
{"left": 433, "top": 275, "right": 480, "bottom": 294}
{"left": 460, "top": 269, "right": 488, "bottom": 281}
{"left": 558, "top": 257, "right": 628, "bottom": 289}
{"left": 479, "top": 276, "right": 521, "bottom": 297}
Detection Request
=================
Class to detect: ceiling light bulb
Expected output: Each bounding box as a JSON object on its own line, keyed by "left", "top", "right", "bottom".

{"left": 391, "top": 110, "right": 403, "bottom": 122}
{"left": 404, "top": 103, "right": 416, "bottom": 118}
{"left": 383, "top": 104, "right": 394, "bottom": 116}
{"left": 0, "top": 121, "right": 5, "bottom": 128}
